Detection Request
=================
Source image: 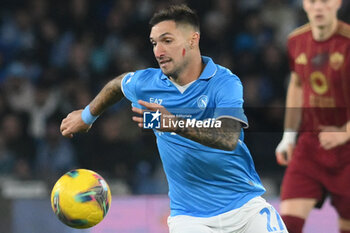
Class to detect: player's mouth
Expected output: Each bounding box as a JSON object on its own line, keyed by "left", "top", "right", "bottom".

{"left": 159, "top": 59, "right": 172, "bottom": 68}
{"left": 314, "top": 14, "right": 324, "bottom": 21}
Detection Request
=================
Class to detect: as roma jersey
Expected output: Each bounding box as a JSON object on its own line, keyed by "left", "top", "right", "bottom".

{"left": 287, "top": 21, "right": 350, "bottom": 132}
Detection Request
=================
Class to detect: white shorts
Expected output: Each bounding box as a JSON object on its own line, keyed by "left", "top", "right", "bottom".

{"left": 167, "top": 196, "right": 288, "bottom": 233}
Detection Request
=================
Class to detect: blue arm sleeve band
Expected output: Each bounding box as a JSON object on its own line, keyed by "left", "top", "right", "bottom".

{"left": 81, "top": 105, "right": 99, "bottom": 125}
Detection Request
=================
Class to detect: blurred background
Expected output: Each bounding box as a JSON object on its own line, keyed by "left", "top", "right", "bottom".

{"left": 0, "top": 0, "right": 349, "bottom": 232}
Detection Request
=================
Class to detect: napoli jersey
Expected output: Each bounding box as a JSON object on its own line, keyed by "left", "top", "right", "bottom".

{"left": 121, "top": 56, "right": 265, "bottom": 217}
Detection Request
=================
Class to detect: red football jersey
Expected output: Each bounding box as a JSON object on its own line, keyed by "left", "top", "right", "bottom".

{"left": 287, "top": 21, "right": 350, "bottom": 132}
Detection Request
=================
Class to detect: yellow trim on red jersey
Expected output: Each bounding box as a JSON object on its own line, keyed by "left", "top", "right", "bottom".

{"left": 337, "top": 21, "right": 350, "bottom": 39}
{"left": 288, "top": 24, "right": 311, "bottom": 39}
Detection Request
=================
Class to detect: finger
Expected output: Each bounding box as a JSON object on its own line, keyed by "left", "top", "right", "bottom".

{"left": 321, "top": 140, "right": 334, "bottom": 150}
{"left": 60, "top": 125, "right": 66, "bottom": 133}
{"left": 318, "top": 134, "right": 327, "bottom": 147}
{"left": 138, "top": 100, "right": 160, "bottom": 110}
{"left": 137, "top": 100, "right": 151, "bottom": 108}
{"left": 318, "top": 132, "right": 323, "bottom": 140}
{"left": 132, "top": 116, "right": 143, "bottom": 123}
{"left": 132, "top": 107, "right": 144, "bottom": 115}
{"left": 276, "top": 153, "right": 287, "bottom": 166}
{"left": 60, "top": 120, "right": 67, "bottom": 132}
{"left": 138, "top": 123, "right": 143, "bottom": 128}
{"left": 62, "top": 129, "right": 73, "bottom": 138}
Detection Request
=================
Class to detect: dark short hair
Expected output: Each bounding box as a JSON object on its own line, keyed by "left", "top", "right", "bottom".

{"left": 149, "top": 4, "right": 200, "bottom": 32}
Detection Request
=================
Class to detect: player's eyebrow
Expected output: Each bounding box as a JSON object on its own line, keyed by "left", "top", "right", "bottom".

{"left": 150, "top": 32, "right": 173, "bottom": 41}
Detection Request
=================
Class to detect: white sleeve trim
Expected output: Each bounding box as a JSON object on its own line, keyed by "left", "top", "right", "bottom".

{"left": 120, "top": 72, "right": 132, "bottom": 97}
{"left": 216, "top": 115, "right": 249, "bottom": 129}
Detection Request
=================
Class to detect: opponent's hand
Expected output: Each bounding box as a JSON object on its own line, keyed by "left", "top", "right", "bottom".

{"left": 60, "top": 110, "right": 92, "bottom": 138}
{"left": 131, "top": 100, "right": 177, "bottom": 132}
{"left": 318, "top": 125, "right": 350, "bottom": 150}
{"left": 275, "top": 131, "right": 297, "bottom": 166}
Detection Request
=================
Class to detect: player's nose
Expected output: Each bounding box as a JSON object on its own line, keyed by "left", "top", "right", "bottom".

{"left": 154, "top": 43, "right": 166, "bottom": 58}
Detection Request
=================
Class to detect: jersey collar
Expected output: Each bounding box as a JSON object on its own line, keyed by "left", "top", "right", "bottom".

{"left": 160, "top": 56, "right": 217, "bottom": 80}
{"left": 199, "top": 56, "right": 217, "bottom": 80}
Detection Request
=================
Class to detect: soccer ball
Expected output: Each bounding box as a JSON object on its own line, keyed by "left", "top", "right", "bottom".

{"left": 51, "top": 169, "right": 112, "bottom": 229}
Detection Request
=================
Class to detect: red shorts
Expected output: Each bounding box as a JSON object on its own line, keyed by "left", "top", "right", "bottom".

{"left": 281, "top": 133, "right": 350, "bottom": 219}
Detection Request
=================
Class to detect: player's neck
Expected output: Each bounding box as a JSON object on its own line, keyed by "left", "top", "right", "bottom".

{"left": 311, "top": 19, "right": 338, "bottom": 41}
{"left": 171, "top": 53, "right": 204, "bottom": 86}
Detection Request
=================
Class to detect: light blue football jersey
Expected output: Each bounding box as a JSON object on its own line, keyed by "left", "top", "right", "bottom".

{"left": 121, "top": 56, "right": 265, "bottom": 217}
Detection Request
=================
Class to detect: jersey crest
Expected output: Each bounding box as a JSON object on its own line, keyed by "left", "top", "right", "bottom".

{"left": 197, "top": 95, "right": 208, "bottom": 109}
{"left": 329, "top": 52, "right": 344, "bottom": 70}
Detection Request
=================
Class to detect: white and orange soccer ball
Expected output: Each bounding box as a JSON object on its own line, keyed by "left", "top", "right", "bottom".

{"left": 51, "top": 169, "right": 112, "bottom": 229}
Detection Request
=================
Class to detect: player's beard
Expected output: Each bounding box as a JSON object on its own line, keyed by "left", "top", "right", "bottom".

{"left": 163, "top": 59, "right": 189, "bottom": 81}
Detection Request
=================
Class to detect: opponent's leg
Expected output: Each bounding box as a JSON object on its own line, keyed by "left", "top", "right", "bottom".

{"left": 280, "top": 198, "right": 316, "bottom": 233}
{"left": 281, "top": 216, "right": 304, "bottom": 233}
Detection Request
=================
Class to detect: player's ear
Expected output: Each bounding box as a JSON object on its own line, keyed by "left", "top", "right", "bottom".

{"left": 337, "top": 0, "right": 342, "bottom": 10}
{"left": 190, "top": 32, "right": 200, "bottom": 48}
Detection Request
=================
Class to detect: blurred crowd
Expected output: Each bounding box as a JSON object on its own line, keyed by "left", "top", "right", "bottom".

{"left": 0, "top": 0, "right": 349, "bottom": 195}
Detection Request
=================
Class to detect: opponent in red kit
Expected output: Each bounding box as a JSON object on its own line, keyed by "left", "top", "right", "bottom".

{"left": 275, "top": 0, "right": 350, "bottom": 232}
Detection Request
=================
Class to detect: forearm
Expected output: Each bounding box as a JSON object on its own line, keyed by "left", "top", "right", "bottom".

{"left": 175, "top": 118, "right": 241, "bottom": 151}
{"left": 342, "top": 121, "right": 350, "bottom": 141}
{"left": 89, "top": 73, "right": 127, "bottom": 116}
{"left": 284, "top": 72, "right": 303, "bottom": 132}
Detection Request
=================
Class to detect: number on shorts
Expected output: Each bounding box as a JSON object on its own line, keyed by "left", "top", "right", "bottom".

{"left": 259, "top": 207, "right": 285, "bottom": 232}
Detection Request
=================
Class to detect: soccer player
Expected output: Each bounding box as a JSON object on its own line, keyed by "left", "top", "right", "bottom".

{"left": 61, "top": 5, "right": 288, "bottom": 233}
{"left": 275, "top": 0, "right": 350, "bottom": 232}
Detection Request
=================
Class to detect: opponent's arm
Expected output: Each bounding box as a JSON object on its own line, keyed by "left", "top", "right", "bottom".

{"left": 60, "top": 73, "right": 127, "bottom": 138}
{"left": 318, "top": 56, "right": 350, "bottom": 150}
{"left": 175, "top": 118, "right": 241, "bottom": 151}
{"left": 284, "top": 72, "right": 303, "bottom": 131}
{"left": 318, "top": 119, "right": 350, "bottom": 150}
{"left": 276, "top": 72, "right": 303, "bottom": 165}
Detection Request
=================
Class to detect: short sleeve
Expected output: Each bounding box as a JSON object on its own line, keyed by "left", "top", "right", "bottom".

{"left": 287, "top": 38, "right": 295, "bottom": 72}
{"left": 121, "top": 71, "right": 139, "bottom": 103}
{"left": 213, "top": 75, "right": 249, "bottom": 128}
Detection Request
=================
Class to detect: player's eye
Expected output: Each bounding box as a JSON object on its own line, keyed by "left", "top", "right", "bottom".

{"left": 151, "top": 41, "right": 157, "bottom": 47}
{"left": 164, "top": 39, "right": 172, "bottom": 44}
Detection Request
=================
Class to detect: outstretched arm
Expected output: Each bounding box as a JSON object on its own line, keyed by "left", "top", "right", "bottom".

{"left": 132, "top": 100, "right": 241, "bottom": 151}
{"left": 60, "top": 73, "right": 127, "bottom": 138}
{"left": 88, "top": 73, "right": 127, "bottom": 116}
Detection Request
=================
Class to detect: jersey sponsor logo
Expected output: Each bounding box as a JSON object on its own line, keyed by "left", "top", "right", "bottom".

{"left": 310, "top": 71, "right": 328, "bottom": 95}
{"left": 329, "top": 52, "right": 344, "bottom": 70}
{"left": 197, "top": 95, "right": 208, "bottom": 109}
{"left": 143, "top": 110, "right": 161, "bottom": 129}
{"left": 295, "top": 53, "right": 307, "bottom": 65}
{"left": 149, "top": 98, "right": 163, "bottom": 105}
{"left": 311, "top": 52, "right": 328, "bottom": 67}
